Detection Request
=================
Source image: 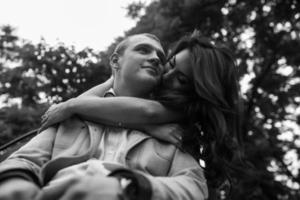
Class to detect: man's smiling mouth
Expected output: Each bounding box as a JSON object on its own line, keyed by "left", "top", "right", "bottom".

{"left": 141, "top": 66, "right": 159, "bottom": 76}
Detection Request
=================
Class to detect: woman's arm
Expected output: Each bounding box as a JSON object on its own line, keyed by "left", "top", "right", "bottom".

{"left": 40, "top": 96, "right": 184, "bottom": 145}
{"left": 40, "top": 96, "right": 182, "bottom": 131}
{"left": 68, "top": 96, "right": 182, "bottom": 125}
{"left": 78, "top": 76, "right": 113, "bottom": 97}
{"left": 71, "top": 97, "right": 183, "bottom": 145}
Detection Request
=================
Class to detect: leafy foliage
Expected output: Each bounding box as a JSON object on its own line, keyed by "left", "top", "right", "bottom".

{"left": 0, "top": 25, "right": 111, "bottom": 145}
{"left": 0, "top": 0, "right": 300, "bottom": 199}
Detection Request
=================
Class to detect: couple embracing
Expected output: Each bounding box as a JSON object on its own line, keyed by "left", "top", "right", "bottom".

{"left": 0, "top": 31, "right": 242, "bottom": 200}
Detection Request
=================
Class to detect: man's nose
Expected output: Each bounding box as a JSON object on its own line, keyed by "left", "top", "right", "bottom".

{"left": 148, "top": 57, "right": 160, "bottom": 67}
{"left": 148, "top": 51, "right": 161, "bottom": 66}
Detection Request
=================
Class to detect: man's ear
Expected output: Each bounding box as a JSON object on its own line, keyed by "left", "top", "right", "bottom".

{"left": 110, "top": 53, "right": 120, "bottom": 71}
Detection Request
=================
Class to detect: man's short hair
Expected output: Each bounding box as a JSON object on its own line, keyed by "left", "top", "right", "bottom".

{"left": 113, "top": 33, "right": 161, "bottom": 55}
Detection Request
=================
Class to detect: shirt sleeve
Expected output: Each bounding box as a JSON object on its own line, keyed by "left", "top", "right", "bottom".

{"left": 0, "top": 126, "right": 57, "bottom": 186}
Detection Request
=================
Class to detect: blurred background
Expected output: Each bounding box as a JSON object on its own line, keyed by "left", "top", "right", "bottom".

{"left": 0, "top": 0, "right": 299, "bottom": 199}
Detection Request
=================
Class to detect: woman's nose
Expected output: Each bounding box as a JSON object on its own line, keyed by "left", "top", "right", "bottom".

{"left": 162, "top": 71, "right": 170, "bottom": 81}
{"left": 162, "top": 70, "right": 173, "bottom": 85}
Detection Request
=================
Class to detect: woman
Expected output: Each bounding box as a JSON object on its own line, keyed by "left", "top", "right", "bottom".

{"left": 41, "top": 30, "right": 244, "bottom": 195}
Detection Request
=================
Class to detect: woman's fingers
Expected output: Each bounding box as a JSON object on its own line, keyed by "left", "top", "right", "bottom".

{"left": 39, "top": 118, "right": 55, "bottom": 133}
{"left": 40, "top": 115, "right": 55, "bottom": 133}
{"left": 41, "top": 114, "right": 47, "bottom": 122}
{"left": 41, "top": 114, "right": 50, "bottom": 125}
{"left": 169, "top": 125, "right": 183, "bottom": 146}
{"left": 39, "top": 104, "right": 65, "bottom": 133}
{"left": 39, "top": 119, "right": 50, "bottom": 133}
{"left": 38, "top": 126, "right": 45, "bottom": 133}
{"left": 173, "top": 131, "right": 182, "bottom": 140}
{"left": 172, "top": 135, "right": 182, "bottom": 146}
{"left": 169, "top": 137, "right": 180, "bottom": 146}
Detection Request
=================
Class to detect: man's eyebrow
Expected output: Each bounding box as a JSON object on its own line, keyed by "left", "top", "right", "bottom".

{"left": 134, "top": 43, "right": 148, "bottom": 48}
{"left": 135, "top": 43, "right": 166, "bottom": 63}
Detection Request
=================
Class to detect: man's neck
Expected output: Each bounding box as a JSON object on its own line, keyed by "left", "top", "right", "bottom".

{"left": 113, "top": 82, "right": 149, "bottom": 98}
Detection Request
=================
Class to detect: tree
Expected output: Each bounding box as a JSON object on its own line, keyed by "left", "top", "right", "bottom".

{"left": 0, "top": 25, "right": 111, "bottom": 145}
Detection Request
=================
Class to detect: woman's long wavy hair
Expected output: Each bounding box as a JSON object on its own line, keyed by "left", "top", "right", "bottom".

{"left": 157, "top": 31, "right": 245, "bottom": 197}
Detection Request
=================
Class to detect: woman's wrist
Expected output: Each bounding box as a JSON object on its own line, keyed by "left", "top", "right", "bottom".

{"left": 65, "top": 98, "right": 77, "bottom": 115}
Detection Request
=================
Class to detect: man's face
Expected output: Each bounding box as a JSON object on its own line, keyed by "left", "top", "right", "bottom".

{"left": 116, "top": 35, "right": 165, "bottom": 97}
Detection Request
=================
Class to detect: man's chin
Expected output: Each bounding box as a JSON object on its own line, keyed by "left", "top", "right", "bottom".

{"left": 139, "top": 74, "right": 160, "bottom": 86}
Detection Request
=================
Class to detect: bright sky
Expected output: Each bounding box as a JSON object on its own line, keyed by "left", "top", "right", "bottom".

{"left": 0, "top": 0, "right": 152, "bottom": 51}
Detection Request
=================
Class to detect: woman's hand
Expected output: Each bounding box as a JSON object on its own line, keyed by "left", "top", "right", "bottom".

{"left": 144, "top": 123, "right": 184, "bottom": 146}
{"left": 39, "top": 99, "right": 74, "bottom": 132}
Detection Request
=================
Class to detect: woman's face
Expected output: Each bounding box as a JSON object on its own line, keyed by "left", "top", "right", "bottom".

{"left": 162, "top": 49, "right": 194, "bottom": 92}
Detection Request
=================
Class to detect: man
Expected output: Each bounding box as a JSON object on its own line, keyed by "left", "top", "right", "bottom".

{"left": 0, "top": 34, "right": 208, "bottom": 200}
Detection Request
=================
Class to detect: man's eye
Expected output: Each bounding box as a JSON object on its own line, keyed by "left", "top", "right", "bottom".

{"left": 169, "top": 58, "right": 176, "bottom": 68}
{"left": 137, "top": 47, "right": 149, "bottom": 54}
{"left": 169, "top": 62, "right": 174, "bottom": 68}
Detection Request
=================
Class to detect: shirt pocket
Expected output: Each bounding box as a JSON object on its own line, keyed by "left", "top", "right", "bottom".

{"left": 126, "top": 140, "right": 174, "bottom": 176}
